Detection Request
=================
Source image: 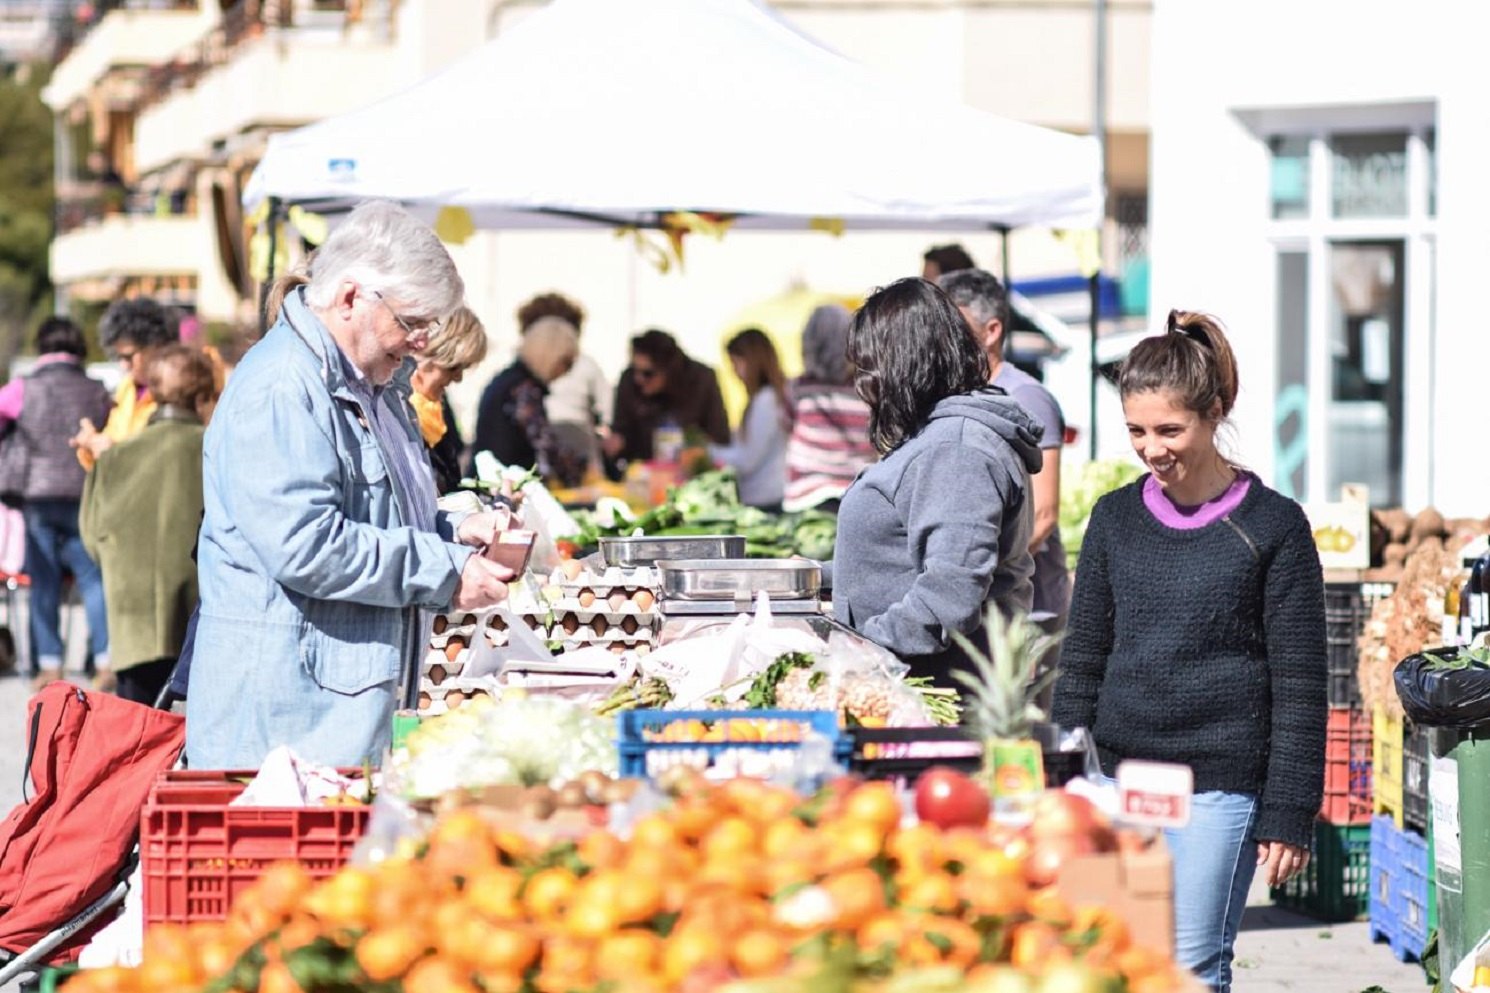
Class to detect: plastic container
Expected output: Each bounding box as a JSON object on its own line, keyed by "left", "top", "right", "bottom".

{"left": 140, "top": 771, "right": 369, "bottom": 925}
{"left": 616, "top": 709, "right": 848, "bottom": 779}
{"left": 1402, "top": 722, "right": 1429, "bottom": 834}
{"left": 1324, "top": 584, "right": 1364, "bottom": 706}
{"left": 1369, "top": 814, "right": 1399, "bottom": 950}
{"left": 846, "top": 725, "right": 1085, "bottom": 788}
{"left": 1393, "top": 823, "right": 1432, "bottom": 962}
{"left": 1373, "top": 706, "right": 1405, "bottom": 828}
{"left": 1320, "top": 706, "right": 1372, "bottom": 824}
{"left": 1271, "top": 820, "right": 1371, "bottom": 921}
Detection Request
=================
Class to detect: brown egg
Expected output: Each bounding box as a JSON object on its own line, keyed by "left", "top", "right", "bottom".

{"left": 621, "top": 616, "right": 639, "bottom": 636}
{"left": 632, "top": 590, "right": 656, "bottom": 611}
{"left": 461, "top": 613, "right": 477, "bottom": 626}
{"left": 432, "top": 615, "right": 449, "bottom": 635}
{"left": 561, "top": 615, "right": 580, "bottom": 636}
{"left": 592, "top": 617, "right": 609, "bottom": 637}
{"left": 444, "top": 638, "right": 467, "bottom": 662}
{"left": 525, "top": 615, "right": 542, "bottom": 630}
{"left": 428, "top": 664, "right": 447, "bottom": 685}
{"left": 418, "top": 692, "right": 432, "bottom": 709}
{"left": 489, "top": 614, "right": 508, "bottom": 632}
{"left": 446, "top": 691, "right": 466, "bottom": 709}
{"left": 610, "top": 643, "right": 628, "bottom": 655}
{"left": 578, "top": 589, "right": 597, "bottom": 609}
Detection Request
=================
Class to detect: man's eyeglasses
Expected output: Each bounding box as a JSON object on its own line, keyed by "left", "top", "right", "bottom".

{"left": 372, "top": 291, "right": 441, "bottom": 342}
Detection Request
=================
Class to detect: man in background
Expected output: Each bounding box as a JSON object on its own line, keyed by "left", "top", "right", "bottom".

{"left": 939, "top": 268, "right": 1070, "bottom": 641}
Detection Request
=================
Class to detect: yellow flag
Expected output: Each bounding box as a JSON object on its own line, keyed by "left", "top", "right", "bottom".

{"left": 434, "top": 205, "right": 476, "bottom": 245}
{"left": 1054, "top": 228, "right": 1103, "bottom": 277}
{"left": 808, "top": 216, "right": 846, "bottom": 237}
{"left": 288, "top": 206, "right": 329, "bottom": 246}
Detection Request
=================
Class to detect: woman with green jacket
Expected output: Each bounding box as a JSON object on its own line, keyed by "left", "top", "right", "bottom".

{"left": 81, "top": 345, "right": 219, "bottom": 705}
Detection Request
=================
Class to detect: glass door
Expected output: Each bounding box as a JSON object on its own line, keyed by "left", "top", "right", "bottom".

{"left": 1327, "top": 240, "right": 1405, "bottom": 506}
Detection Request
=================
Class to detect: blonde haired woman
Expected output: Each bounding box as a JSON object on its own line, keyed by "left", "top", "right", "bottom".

{"left": 408, "top": 305, "right": 488, "bottom": 494}
{"left": 471, "top": 317, "right": 587, "bottom": 487}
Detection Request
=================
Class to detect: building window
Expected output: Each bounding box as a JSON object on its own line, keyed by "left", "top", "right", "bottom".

{"left": 1330, "top": 132, "right": 1408, "bottom": 219}
{"left": 1269, "top": 136, "right": 1310, "bottom": 220}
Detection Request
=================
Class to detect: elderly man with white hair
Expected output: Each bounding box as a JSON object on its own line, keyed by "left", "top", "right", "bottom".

{"left": 186, "top": 201, "right": 511, "bottom": 769}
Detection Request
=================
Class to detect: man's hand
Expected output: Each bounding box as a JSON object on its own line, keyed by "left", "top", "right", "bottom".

{"left": 1257, "top": 840, "right": 1310, "bottom": 887}
{"left": 455, "top": 508, "right": 513, "bottom": 548}
{"left": 451, "top": 554, "right": 513, "bottom": 610}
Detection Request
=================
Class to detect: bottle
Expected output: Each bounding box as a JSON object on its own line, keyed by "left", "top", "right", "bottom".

{"left": 1460, "top": 560, "right": 1479, "bottom": 646}
{"left": 1445, "top": 579, "right": 1463, "bottom": 647}
{"left": 1476, "top": 550, "right": 1490, "bottom": 640}
{"left": 653, "top": 416, "right": 684, "bottom": 465}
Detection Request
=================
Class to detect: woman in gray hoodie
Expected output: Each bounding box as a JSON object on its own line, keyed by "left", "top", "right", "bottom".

{"left": 832, "top": 278, "right": 1043, "bottom": 681}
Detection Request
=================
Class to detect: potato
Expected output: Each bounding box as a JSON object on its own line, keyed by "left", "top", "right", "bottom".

{"left": 1411, "top": 507, "right": 1446, "bottom": 543}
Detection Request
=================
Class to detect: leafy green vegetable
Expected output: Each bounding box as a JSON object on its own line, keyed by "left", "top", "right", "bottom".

{"left": 744, "top": 652, "right": 816, "bottom": 708}
{"left": 1059, "top": 458, "right": 1144, "bottom": 569}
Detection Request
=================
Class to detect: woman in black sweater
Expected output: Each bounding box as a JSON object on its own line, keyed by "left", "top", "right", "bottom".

{"left": 1052, "top": 310, "right": 1325, "bottom": 993}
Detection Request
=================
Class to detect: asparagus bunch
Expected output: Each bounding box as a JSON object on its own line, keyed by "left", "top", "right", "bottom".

{"left": 594, "top": 676, "right": 673, "bottom": 716}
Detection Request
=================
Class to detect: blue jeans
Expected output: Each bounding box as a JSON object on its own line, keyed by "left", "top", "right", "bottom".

{"left": 23, "top": 498, "right": 108, "bottom": 673}
{"left": 1164, "top": 790, "right": 1260, "bottom": 993}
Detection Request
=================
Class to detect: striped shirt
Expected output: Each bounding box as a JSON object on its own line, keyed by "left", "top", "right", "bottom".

{"left": 783, "top": 383, "right": 877, "bottom": 512}
{"left": 341, "top": 353, "right": 439, "bottom": 533}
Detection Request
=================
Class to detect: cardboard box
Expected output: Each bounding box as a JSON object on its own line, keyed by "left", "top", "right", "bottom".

{"left": 1305, "top": 484, "right": 1371, "bottom": 571}
{"left": 1055, "top": 838, "right": 1174, "bottom": 954}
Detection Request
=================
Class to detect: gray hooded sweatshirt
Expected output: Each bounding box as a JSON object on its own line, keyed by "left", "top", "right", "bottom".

{"left": 832, "top": 387, "right": 1042, "bottom": 680}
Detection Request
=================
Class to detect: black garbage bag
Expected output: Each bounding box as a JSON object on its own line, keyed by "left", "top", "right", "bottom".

{"left": 1393, "top": 647, "right": 1490, "bottom": 729}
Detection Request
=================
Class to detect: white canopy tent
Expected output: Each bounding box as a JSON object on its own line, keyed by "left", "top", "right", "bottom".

{"left": 243, "top": 0, "right": 1102, "bottom": 232}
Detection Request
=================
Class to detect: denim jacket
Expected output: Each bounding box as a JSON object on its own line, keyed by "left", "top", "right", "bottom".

{"left": 185, "top": 290, "right": 472, "bottom": 769}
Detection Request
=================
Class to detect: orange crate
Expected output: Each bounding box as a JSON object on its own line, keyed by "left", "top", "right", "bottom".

{"left": 1320, "top": 706, "right": 1373, "bottom": 825}
{"left": 141, "top": 770, "right": 370, "bottom": 925}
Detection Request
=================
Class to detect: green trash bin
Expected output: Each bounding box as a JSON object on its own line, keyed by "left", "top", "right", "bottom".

{"left": 1429, "top": 725, "right": 1490, "bottom": 975}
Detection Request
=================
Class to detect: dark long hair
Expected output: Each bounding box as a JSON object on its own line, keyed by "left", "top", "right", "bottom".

{"left": 1118, "top": 309, "right": 1240, "bottom": 420}
{"left": 848, "top": 278, "right": 990, "bottom": 454}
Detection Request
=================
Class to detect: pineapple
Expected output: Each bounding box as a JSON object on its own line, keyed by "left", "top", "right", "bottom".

{"left": 950, "top": 605, "right": 1062, "bottom": 805}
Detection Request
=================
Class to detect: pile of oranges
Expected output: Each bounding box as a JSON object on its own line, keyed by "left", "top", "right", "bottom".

{"left": 67, "top": 777, "right": 1193, "bottom": 993}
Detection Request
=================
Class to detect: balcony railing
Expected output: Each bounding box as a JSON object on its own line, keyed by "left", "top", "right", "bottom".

{"left": 52, "top": 0, "right": 200, "bottom": 63}
{"left": 54, "top": 183, "right": 197, "bottom": 236}
{"left": 134, "top": 1, "right": 372, "bottom": 111}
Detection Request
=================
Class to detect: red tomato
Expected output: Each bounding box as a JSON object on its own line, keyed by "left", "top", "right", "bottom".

{"left": 913, "top": 767, "right": 991, "bottom": 831}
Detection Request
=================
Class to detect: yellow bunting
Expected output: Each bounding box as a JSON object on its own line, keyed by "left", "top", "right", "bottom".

{"left": 433, "top": 206, "right": 476, "bottom": 245}
{"left": 288, "top": 206, "right": 329, "bottom": 246}
{"left": 807, "top": 216, "right": 846, "bottom": 237}
{"left": 1054, "top": 228, "right": 1103, "bottom": 278}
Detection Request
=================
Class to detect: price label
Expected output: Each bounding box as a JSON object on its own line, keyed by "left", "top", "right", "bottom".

{"left": 1116, "top": 760, "right": 1193, "bottom": 828}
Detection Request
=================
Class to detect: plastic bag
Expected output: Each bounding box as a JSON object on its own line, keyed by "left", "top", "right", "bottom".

{"left": 1393, "top": 648, "right": 1490, "bottom": 729}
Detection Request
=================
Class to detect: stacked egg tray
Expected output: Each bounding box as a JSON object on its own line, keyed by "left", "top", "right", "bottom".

{"left": 549, "top": 566, "right": 659, "bottom": 656}
{"left": 415, "top": 567, "right": 661, "bottom": 715}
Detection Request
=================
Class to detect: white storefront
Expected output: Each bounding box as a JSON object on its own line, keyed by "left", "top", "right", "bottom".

{"left": 1147, "top": 0, "right": 1487, "bottom": 516}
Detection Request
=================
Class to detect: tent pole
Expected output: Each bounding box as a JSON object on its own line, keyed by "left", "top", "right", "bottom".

{"left": 1088, "top": 273, "right": 1100, "bottom": 460}
{"left": 259, "top": 197, "right": 283, "bottom": 334}
{"left": 996, "top": 224, "right": 1011, "bottom": 283}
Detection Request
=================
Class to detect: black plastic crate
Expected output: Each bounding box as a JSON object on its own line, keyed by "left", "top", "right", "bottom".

{"left": 1325, "top": 584, "right": 1365, "bottom": 706}
{"left": 1402, "top": 723, "right": 1429, "bottom": 834}
{"left": 848, "top": 725, "right": 1087, "bottom": 788}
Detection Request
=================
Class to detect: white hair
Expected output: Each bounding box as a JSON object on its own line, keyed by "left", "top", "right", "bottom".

{"left": 303, "top": 200, "right": 464, "bottom": 320}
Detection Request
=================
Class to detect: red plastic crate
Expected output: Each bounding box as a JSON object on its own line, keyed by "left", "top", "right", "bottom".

{"left": 141, "top": 770, "right": 370, "bottom": 925}
{"left": 1321, "top": 706, "right": 1373, "bottom": 824}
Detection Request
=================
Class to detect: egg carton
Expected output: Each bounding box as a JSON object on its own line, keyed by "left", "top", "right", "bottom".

{"left": 421, "top": 658, "right": 468, "bottom": 687}
{"left": 552, "top": 639, "right": 655, "bottom": 659}
{"left": 549, "top": 609, "right": 657, "bottom": 632}
{"left": 556, "top": 565, "right": 662, "bottom": 597}
{"left": 552, "top": 591, "right": 659, "bottom": 615}
{"left": 414, "top": 677, "right": 499, "bottom": 717}
{"left": 479, "top": 628, "right": 512, "bottom": 649}
{"left": 551, "top": 623, "right": 655, "bottom": 647}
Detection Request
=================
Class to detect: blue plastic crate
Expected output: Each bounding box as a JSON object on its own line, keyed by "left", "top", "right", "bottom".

{"left": 1392, "top": 824, "right": 1431, "bottom": 962}
{"left": 1369, "top": 815, "right": 1399, "bottom": 947}
{"left": 616, "top": 709, "right": 849, "bottom": 779}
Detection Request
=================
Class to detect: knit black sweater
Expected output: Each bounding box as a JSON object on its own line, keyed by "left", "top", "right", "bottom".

{"left": 1051, "top": 478, "right": 1327, "bottom": 849}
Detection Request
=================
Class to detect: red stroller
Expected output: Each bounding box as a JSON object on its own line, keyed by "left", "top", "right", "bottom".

{"left": 0, "top": 683, "right": 184, "bottom": 986}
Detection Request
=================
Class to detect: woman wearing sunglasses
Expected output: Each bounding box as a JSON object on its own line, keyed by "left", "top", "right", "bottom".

{"left": 602, "top": 329, "right": 730, "bottom": 472}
